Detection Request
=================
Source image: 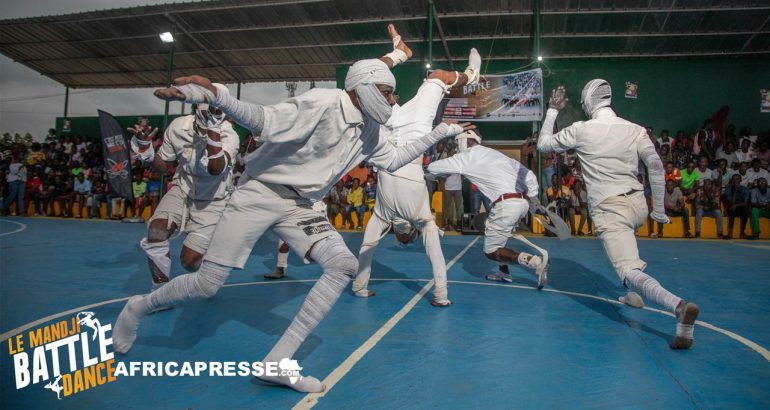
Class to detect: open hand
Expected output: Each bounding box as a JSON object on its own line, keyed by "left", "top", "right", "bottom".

{"left": 126, "top": 125, "right": 158, "bottom": 141}
{"left": 153, "top": 75, "right": 217, "bottom": 102}
{"left": 549, "top": 86, "right": 568, "bottom": 110}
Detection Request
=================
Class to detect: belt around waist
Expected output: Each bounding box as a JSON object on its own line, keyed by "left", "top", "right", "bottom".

{"left": 617, "top": 189, "right": 642, "bottom": 197}
{"left": 493, "top": 192, "right": 528, "bottom": 205}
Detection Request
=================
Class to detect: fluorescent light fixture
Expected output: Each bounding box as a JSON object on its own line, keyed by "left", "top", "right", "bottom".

{"left": 426, "top": 63, "right": 431, "bottom": 68}
{"left": 159, "top": 32, "right": 174, "bottom": 43}
{"left": 537, "top": 56, "right": 543, "bottom": 61}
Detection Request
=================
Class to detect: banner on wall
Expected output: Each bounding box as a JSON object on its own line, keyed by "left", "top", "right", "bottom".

{"left": 761, "top": 89, "right": 770, "bottom": 113}
{"left": 625, "top": 81, "right": 638, "bottom": 99}
{"left": 442, "top": 68, "right": 543, "bottom": 122}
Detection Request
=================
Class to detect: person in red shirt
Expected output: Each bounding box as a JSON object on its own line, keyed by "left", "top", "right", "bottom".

{"left": 664, "top": 161, "right": 682, "bottom": 185}
{"left": 25, "top": 170, "right": 44, "bottom": 216}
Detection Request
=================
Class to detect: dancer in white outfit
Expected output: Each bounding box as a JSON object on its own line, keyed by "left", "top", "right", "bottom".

{"left": 537, "top": 81, "right": 699, "bottom": 349}
{"left": 130, "top": 89, "right": 239, "bottom": 290}
{"left": 111, "top": 25, "right": 473, "bottom": 393}
{"left": 428, "top": 130, "right": 550, "bottom": 288}
{"left": 352, "top": 48, "right": 482, "bottom": 307}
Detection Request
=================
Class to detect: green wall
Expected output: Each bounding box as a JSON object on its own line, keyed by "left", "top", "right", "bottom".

{"left": 336, "top": 56, "right": 770, "bottom": 140}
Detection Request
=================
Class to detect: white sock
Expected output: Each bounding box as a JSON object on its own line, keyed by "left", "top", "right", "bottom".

{"left": 140, "top": 238, "right": 171, "bottom": 278}
{"left": 463, "top": 48, "right": 481, "bottom": 85}
{"left": 276, "top": 250, "right": 289, "bottom": 269}
{"left": 112, "top": 295, "right": 150, "bottom": 353}
{"left": 261, "top": 237, "right": 356, "bottom": 393}
{"left": 624, "top": 269, "right": 681, "bottom": 312}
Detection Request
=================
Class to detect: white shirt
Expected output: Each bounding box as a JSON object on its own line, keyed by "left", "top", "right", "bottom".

{"left": 746, "top": 168, "right": 769, "bottom": 185}
{"left": 244, "top": 88, "right": 439, "bottom": 201}
{"left": 445, "top": 174, "right": 463, "bottom": 191}
{"left": 6, "top": 162, "right": 26, "bottom": 182}
{"left": 537, "top": 108, "right": 646, "bottom": 209}
{"left": 428, "top": 145, "right": 538, "bottom": 202}
{"left": 696, "top": 167, "right": 714, "bottom": 182}
{"left": 158, "top": 115, "right": 240, "bottom": 201}
{"left": 736, "top": 149, "right": 754, "bottom": 164}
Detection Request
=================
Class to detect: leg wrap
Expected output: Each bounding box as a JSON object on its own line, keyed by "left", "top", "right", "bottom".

{"left": 140, "top": 238, "right": 171, "bottom": 277}
{"left": 276, "top": 240, "right": 289, "bottom": 269}
{"left": 146, "top": 260, "right": 232, "bottom": 311}
{"left": 422, "top": 220, "right": 448, "bottom": 301}
{"left": 265, "top": 236, "right": 356, "bottom": 362}
{"left": 624, "top": 269, "right": 681, "bottom": 312}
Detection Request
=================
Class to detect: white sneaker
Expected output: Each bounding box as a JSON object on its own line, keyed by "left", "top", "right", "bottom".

{"left": 464, "top": 48, "right": 481, "bottom": 85}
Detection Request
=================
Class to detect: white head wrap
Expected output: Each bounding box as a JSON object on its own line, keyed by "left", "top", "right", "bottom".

{"left": 580, "top": 79, "right": 612, "bottom": 118}
{"left": 344, "top": 59, "right": 396, "bottom": 125}
{"left": 455, "top": 130, "right": 482, "bottom": 153}
{"left": 194, "top": 83, "right": 230, "bottom": 129}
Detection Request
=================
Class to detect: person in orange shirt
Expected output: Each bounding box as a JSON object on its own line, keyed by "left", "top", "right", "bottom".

{"left": 347, "top": 162, "right": 370, "bottom": 184}
{"left": 664, "top": 161, "right": 682, "bottom": 185}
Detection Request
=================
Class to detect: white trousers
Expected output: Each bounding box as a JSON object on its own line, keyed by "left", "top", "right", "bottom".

{"left": 483, "top": 198, "right": 530, "bottom": 254}
{"left": 353, "top": 79, "right": 448, "bottom": 299}
{"left": 590, "top": 191, "right": 648, "bottom": 280}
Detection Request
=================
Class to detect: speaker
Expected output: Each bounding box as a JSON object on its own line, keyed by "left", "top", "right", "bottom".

{"left": 461, "top": 212, "right": 488, "bottom": 234}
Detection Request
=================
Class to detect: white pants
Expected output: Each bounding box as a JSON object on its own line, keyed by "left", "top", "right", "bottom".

{"left": 150, "top": 184, "right": 229, "bottom": 254}
{"left": 483, "top": 198, "right": 529, "bottom": 254}
{"left": 353, "top": 79, "right": 448, "bottom": 298}
{"left": 204, "top": 175, "right": 339, "bottom": 269}
{"left": 590, "top": 191, "right": 648, "bottom": 280}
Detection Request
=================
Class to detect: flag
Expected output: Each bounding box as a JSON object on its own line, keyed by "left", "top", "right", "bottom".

{"left": 98, "top": 110, "right": 134, "bottom": 200}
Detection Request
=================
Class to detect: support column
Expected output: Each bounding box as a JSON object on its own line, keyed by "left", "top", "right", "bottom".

{"left": 427, "top": 0, "right": 434, "bottom": 69}
{"left": 160, "top": 30, "right": 175, "bottom": 198}
{"left": 533, "top": 0, "right": 543, "bottom": 203}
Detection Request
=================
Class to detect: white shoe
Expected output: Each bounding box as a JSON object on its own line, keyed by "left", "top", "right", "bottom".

{"left": 618, "top": 291, "right": 645, "bottom": 308}
{"left": 464, "top": 48, "right": 481, "bottom": 86}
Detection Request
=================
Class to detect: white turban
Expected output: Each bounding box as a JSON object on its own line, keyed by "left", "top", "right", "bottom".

{"left": 580, "top": 79, "right": 612, "bottom": 118}
{"left": 195, "top": 83, "right": 230, "bottom": 129}
{"left": 455, "top": 130, "right": 481, "bottom": 153}
{"left": 344, "top": 59, "right": 396, "bottom": 125}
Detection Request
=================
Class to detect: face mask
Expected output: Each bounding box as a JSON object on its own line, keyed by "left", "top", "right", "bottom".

{"left": 580, "top": 79, "right": 612, "bottom": 117}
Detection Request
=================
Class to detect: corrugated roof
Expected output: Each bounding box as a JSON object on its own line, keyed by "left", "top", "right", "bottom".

{"left": 1, "top": 0, "right": 768, "bottom": 88}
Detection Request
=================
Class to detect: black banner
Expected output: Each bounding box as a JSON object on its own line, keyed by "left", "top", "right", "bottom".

{"left": 98, "top": 110, "right": 134, "bottom": 200}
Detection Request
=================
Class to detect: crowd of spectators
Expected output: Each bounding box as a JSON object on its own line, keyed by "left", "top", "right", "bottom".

{"left": 0, "top": 129, "right": 171, "bottom": 219}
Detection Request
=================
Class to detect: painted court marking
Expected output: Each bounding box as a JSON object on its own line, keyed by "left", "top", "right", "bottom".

{"left": 733, "top": 243, "right": 770, "bottom": 251}
{"left": 0, "top": 219, "right": 27, "bottom": 236}
{"left": 294, "top": 236, "right": 480, "bottom": 409}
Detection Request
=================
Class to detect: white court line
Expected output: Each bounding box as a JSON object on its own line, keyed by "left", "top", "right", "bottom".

{"left": 733, "top": 243, "right": 770, "bottom": 251}
{"left": 293, "top": 236, "right": 480, "bottom": 410}
{"left": 0, "top": 219, "right": 27, "bottom": 236}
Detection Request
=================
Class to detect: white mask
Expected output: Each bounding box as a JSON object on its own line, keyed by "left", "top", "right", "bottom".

{"left": 455, "top": 131, "right": 482, "bottom": 153}
{"left": 580, "top": 79, "right": 612, "bottom": 118}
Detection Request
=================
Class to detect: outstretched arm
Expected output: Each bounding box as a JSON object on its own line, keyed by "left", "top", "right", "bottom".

{"left": 369, "top": 122, "right": 472, "bottom": 172}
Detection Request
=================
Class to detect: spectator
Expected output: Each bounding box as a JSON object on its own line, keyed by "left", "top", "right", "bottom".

{"left": 737, "top": 162, "right": 751, "bottom": 187}
{"left": 55, "top": 175, "right": 73, "bottom": 217}
{"left": 735, "top": 138, "right": 754, "bottom": 164}
{"left": 25, "top": 170, "right": 44, "bottom": 216}
{"left": 363, "top": 175, "right": 377, "bottom": 203}
{"left": 27, "top": 143, "right": 45, "bottom": 166}
{"left": 694, "top": 179, "right": 724, "bottom": 238}
{"left": 657, "top": 129, "right": 674, "bottom": 151}
{"left": 326, "top": 180, "right": 347, "bottom": 227}
{"left": 541, "top": 151, "right": 557, "bottom": 191}
{"left": 754, "top": 140, "right": 770, "bottom": 168}
{"left": 697, "top": 119, "right": 718, "bottom": 164}
{"left": 91, "top": 179, "right": 111, "bottom": 219}
{"left": 72, "top": 173, "right": 92, "bottom": 218}
{"left": 344, "top": 177, "right": 367, "bottom": 230}
{"left": 713, "top": 159, "right": 736, "bottom": 188}
{"left": 723, "top": 173, "right": 751, "bottom": 239}
{"left": 347, "top": 162, "right": 370, "bottom": 185}
{"left": 569, "top": 180, "right": 591, "bottom": 236}
{"left": 695, "top": 156, "right": 714, "bottom": 183}
{"left": 470, "top": 183, "right": 492, "bottom": 214}
{"left": 1, "top": 153, "right": 27, "bottom": 216}
{"left": 129, "top": 174, "right": 147, "bottom": 220}
{"left": 655, "top": 179, "right": 692, "bottom": 238}
{"left": 680, "top": 161, "right": 700, "bottom": 203}
{"left": 673, "top": 144, "right": 696, "bottom": 170}
{"left": 715, "top": 142, "right": 739, "bottom": 170}
{"left": 746, "top": 159, "right": 769, "bottom": 188}
{"left": 142, "top": 172, "right": 161, "bottom": 216}
{"left": 750, "top": 178, "right": 770, "bottom": 240}
{"left": 546, "top": 173, "right": 571, "bottom": 221}
{"left": 659, "top": 144, "right": 673, "bottom": 164}
{"left": 664, "top": 161, "right": 681, "bottom": 184}
{"left": 442, "top": 173, "right": 463, "bottom": 231}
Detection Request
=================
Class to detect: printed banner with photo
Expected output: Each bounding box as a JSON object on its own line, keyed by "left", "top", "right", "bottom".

{"left": 442, "top": 68, "right": 543, "bottom": 122}
{"left": 625, "top": 81, "right": 638, "bottom": 99}
{"left": 761, "top": 89, "right": 769, "bottom": 113}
